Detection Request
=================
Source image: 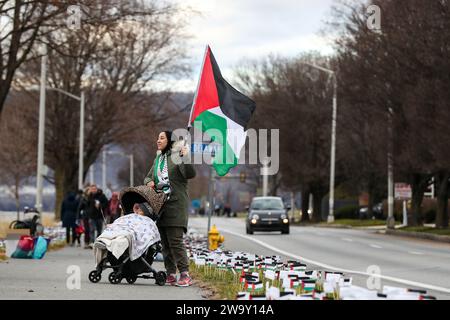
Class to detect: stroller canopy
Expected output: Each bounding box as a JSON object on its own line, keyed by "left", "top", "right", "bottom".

{"left": 119, "top": 185, "right": 166, "bottom": 217}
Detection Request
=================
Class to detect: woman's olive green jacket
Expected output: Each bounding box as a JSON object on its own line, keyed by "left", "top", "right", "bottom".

{"left": 143, "top": 147, "right": 196, "bottom": 232}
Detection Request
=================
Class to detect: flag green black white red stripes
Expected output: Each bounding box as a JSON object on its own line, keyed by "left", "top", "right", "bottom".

{"left": 189, "top": 45, "right": 256, "bottom": 176}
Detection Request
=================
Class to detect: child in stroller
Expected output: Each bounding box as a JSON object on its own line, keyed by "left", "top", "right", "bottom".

{"left": 88, "top": 202, "right": 166, "bottom": 285}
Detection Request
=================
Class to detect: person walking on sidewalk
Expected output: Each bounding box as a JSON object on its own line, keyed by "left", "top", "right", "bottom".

{"left": 85, "top": 184, "right": 108, "bottom": 248}
{"left": 77, "top": 187, "right": 91, "bottom": 249}
{"left": 61, "top": 191, "right": 79, "bottom": 246}
{"left": 144, "top": 130, "right": 196, "bottom": 287}
{"left": 105, "top": 192, "right": 121, "bottom": 223}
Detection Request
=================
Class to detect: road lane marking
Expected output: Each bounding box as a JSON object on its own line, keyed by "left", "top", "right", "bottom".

{"left": 219, "top": 227, "right": 450, "bottom": 294}
{"left": 315, "top": 232, "right": 325, "bottom": 236}
{"left": 342, "top": 238, "right": 353, "bottom": 242}
{"left": 409, "top": 251, "right": 424, "bottom": 255}
{"left": 370, "top": 244, "right": 383, "bottom": 249}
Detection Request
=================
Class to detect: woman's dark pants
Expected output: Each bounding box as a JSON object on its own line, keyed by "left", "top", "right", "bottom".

{"left": 159, "top": 227, "right": 189, "bottom": 274}
{"left": 66, "top": 227, "right": 76, "bottom": 244}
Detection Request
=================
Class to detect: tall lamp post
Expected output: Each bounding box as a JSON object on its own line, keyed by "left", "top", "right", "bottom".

{"left": 302, "top": 62, "right": 337, "bottom": 223}
{"left": 48, "top": 87, "right": 85, "bottom": 189}
{"left": 387, "top": 107, "right": 395, "bottom": 229}
{"left": 35, "top": 47, "right": 85, "bottom": 211}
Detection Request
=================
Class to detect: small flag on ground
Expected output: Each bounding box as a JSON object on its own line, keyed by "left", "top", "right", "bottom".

{"left": 245, "top": 281, "right": 264, "bottom": 292}
{"left": 236, "top": 292, "right": 250, "bottom": 300}
{"left": 302, "top": 279, "right": 317, "bottom": 292}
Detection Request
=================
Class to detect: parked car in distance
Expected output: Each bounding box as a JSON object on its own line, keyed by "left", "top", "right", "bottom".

{"left": 246, "top": 196, "right": 290, "bottom": 234}
{"left": 359, "top": 202, "right": 384, "bottom": 219}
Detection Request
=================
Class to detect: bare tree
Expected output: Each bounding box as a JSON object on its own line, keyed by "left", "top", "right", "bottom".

{"left": 0, "top": 0, "right": 66, "bottom": 116}
{"left": 11, "top": 1, "right": 193, "bottom": 218}
{"left": 331, "top": 0, "right": 450, "bottom": 226}
{"left": 0, "top": 92, "right": 36, "bottom": 217}
{"left": 236, "top": 53, "right": 334, "bottom": 222}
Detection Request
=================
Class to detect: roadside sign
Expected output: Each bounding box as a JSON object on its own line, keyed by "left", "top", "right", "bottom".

{"left": 191, "top": 142, "right": 219, "bottom": 155}
{"left": 395, "top": 183, "right": 412, "bottom": 199}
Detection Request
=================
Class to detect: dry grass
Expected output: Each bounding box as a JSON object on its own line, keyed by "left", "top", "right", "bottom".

{"left": 48, "top": 240, "right": 66, "bottom": 251}
{"left": 189, "top": 262, "right": 316, "bottom": 300}
{"left": 0, "top": 221, "right": 9, "bottom": 239}
{"left": 399, "top": 226, "right": 450, "bottom": 236}
{"left": 41, "top": 214, "right": 59, "bottom": 227}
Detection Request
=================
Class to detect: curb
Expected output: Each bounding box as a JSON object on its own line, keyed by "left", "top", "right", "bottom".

{"left": 290, "top": 222, "right": 352, "bottom": 229}
{"left": 293, "top": 223, "right": 376, "bottom": 230}
{"left": 312, "top": 224, "right": 353, "bottom": 229}
{"left": 380, "top": 229, "right": 450, "bottom": 244}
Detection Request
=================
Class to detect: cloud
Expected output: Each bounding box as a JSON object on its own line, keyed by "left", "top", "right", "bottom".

{"left": 165, "top": 0, "right": 337, "bottom": 91}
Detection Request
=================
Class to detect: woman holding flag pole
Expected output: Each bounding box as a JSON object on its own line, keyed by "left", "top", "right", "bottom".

{"left": 144, "top": 44, "right": 255, "bottom": 287}
{"left": 144, "top": 130, "right": 196, "bottom": 287}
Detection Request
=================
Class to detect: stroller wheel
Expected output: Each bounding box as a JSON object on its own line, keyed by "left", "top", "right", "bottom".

{"left": 88, "top": 270, "right": 101, "bottom": 283}
{"left": 126, "top": 276, "right": 137, "bottom": 284}
{"left": 108, "top": 272, "right": 122, "bottom": 284}
{"left": 155, "top": 271, "right": 167, "bottom": 286}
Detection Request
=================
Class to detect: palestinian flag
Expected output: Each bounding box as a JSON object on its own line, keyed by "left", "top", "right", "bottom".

{"left": 189, "top": 45, "right": 256, "bottom": 176}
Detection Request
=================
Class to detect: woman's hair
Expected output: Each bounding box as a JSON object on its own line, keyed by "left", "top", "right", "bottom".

{"left": 161, "top": 130, "right": 174, "bottom": 154}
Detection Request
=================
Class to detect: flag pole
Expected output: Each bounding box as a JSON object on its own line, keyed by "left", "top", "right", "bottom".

{"left": 187, "top": 44, "right": 209, "bottom": 130}
{"left": 183, "top": 45, "right": 209, "bottom": 153}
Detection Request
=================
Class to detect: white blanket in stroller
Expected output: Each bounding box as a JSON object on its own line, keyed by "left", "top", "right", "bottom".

{"left": 95, "top": 213, "right": 160, "bottom": 262}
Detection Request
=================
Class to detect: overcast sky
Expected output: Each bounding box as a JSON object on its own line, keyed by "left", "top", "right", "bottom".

{"left": 167, "top": 0, "right": 337, "bottom": 91}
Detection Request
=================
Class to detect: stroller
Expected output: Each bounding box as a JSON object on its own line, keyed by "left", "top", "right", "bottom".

{"left": 88, "top": 186, "right": 167, "bottom": 285}
{"left": 9, "top": 206, "right": 44, "bottom": 237}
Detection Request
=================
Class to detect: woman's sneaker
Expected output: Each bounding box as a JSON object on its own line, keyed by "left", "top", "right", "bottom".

{"left": 166, "top": 274, "right": 177, "bottom": 286}
{"left": 176, "top": 272, "right": 192, "bottom": 287}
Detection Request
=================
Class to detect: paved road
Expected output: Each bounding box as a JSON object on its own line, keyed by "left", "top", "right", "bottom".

{"left": 0, "top": 245, "right": 204, "bottom": 300}
{"left": 189, "top": 216, "right": 450, "bottom": 299}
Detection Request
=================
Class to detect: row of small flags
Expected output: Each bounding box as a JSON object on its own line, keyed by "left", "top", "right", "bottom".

{"left": 184, "top": 229, "right": 436, "bottom": 300}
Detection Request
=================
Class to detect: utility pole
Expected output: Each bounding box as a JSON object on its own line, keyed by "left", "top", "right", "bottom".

{"left": 78, "top": 92, "right": 85, "bottom": 190}
{"left": 301, "top": 62, "right": 337, "bottom": 223}
{"left": 262, "top": 159, "right": 269, "bottom": 196}
{"left": 207, "top": 165, "right": 213, "bottom": 233}
{"left": 328, "top": 74, "right": 337, "bottom": 223}
{"left": 102, "top": 150, "right": 106, "bottom": 190}
{"left": 36, "top": 47, "right": 47, "bottom": 211}
{"left": 129, "top": 154, "right": 134, "bottom": 186}
{"left": 387, "top": 107, "right": 396, "bottom": 229}
{"left": 89, "top": 165, "right": 95, "bottom": 185}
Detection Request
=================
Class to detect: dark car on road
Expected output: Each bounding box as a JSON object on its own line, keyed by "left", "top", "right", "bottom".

{"left": 359, "top": 202, "right": 384, "bottom": 219}
{"left": 246, "top": 196, "right": 290, "bottom": 234}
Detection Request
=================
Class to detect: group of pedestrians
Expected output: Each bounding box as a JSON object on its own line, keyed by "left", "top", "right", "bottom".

{"left": 61, "top": 184, "right": 121, "bottom": 249}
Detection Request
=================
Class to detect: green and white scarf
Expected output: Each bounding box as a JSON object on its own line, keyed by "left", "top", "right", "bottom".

{"left": 153, "top": 152, "right": 171, "bottom": 197}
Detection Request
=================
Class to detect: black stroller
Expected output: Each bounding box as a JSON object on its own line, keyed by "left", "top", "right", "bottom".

{"left": 88, "top": 186, "right": 167, "bottom": 286}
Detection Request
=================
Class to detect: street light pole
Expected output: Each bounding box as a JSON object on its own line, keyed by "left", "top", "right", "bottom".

{"left": 262, "top": 159, "right": 269, "bottom": 197}
{"left": 387, "top": 107, "right": 395, "bottom": 229}
{"left": 36, "top": 48, "right": 47, "bottom": 211}
{"left": 34, "top": 44, "right": 86, "bottom": 209}
{"left": 47, "top": 87, "right": 85, "bottom": 190}
{"left": 302, "top": 62, "right": 337, "bottom": 223}
{"left": 78, "top": 92, "right": 85, "bottom": 190}
{"left": 102, "top": 150, "right": 107, "bottom": 190}
{"left": 129, "top": 154, "right": 134, "bottom": 187}
{"left": 328, "top": 74, "right": 337, "bottom": 223}
{"left": 89, "top": 165, "right": 95, "bottom": 184}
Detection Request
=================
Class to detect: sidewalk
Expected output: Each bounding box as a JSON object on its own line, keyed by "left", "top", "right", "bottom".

{"left": 0, "top": 245, "right": 205, "bottom": 300}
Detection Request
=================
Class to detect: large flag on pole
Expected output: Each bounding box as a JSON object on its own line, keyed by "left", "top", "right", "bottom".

{"left": 188, "top": 45, "right": 256, "bottom": 176}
